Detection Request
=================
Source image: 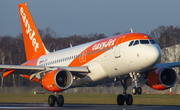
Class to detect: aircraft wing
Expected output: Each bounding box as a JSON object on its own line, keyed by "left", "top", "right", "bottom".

{"left": 0, "top": 65, "right": 90, "bottom": 78}
{"left": 154, "top": 62, "right": 180, "bottom": 68}
{"left": 140, "top": 62, "right": 180, "bottom": 73}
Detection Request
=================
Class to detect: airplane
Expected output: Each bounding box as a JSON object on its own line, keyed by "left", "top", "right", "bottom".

{"left": 1, "top": 2, "right": 180, "bottom": 107}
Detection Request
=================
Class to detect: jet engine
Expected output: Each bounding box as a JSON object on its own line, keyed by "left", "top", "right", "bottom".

{"left": 146, "top": 67, "right": 177, "bottom": 90}
{"left": 42, "top": 69, "right": 73, "bottom": 92}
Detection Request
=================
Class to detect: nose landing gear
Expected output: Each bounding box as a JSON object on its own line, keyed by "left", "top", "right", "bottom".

{"left": 130, "top": 72, "right": 142, "bottom": 95}
{"left": 132, "top": 87, "right": 142, "bottom": 95}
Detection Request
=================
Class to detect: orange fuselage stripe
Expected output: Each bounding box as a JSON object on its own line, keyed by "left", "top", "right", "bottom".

{"left": 69, "top": 33, "right": 152, "bottom": 66}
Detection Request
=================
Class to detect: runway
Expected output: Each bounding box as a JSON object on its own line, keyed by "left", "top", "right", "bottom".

{"left": 0, "top": 103, "right": 180, "bottom": 110}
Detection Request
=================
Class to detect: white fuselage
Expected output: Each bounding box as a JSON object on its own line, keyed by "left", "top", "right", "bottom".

{"left": 36, "top": 34, "right": 161, "bottom": 87}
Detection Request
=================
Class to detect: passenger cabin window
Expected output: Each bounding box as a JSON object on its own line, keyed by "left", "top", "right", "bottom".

{"left": 133, "top": 40, "right": 139, "bottom": 46}
{"left": 140, "top": 40, "right": 149, "bottom": 44}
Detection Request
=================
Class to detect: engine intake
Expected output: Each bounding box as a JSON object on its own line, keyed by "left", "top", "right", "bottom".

{"left": 55, "top": 69, "right": 73, "bottom": 90}
{"left": 146, "top": 67, "right": 177, "bottom": 90}
{"left": 42, "top": 69, "right": 73, "bottom": 92}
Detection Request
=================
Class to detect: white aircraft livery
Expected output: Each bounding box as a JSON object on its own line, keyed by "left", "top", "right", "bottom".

{"left": 1, "top": 3, "right": 180, "bottom": 107}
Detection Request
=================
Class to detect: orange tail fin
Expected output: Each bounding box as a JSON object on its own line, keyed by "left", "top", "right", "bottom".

{"left": 18, "top": 3, "right": 49, "bottom": 61}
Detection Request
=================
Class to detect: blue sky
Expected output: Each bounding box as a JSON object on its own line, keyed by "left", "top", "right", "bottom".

{"left": 1, "top": 0, "right": 180, "bottom": 37}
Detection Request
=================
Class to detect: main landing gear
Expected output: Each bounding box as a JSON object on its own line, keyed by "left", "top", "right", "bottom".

{"left": 130, "top": 72, "right": 142, "bottom": 95}
{"left": 48, "top": 92, "right": 64, "bottom": 107}
{"left": 117, "top": 78, "right": 133, "bottom": 105}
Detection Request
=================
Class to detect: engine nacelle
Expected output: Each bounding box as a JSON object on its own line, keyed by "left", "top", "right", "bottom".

{"left": 42, "top": 69, "right": 73, "bottom": 92}
{"left": 146, "top": 67, "right": 177, "bottom": 90}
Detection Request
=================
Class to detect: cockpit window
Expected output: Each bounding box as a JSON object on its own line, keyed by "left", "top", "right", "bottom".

{"left": 140, "top": 40, "right": 149, "bottom": 44}
{"left": 149, "top": 40, "right": 156, "bottom": 44}
{"left": 133, "top": 40, "right": 139, "bottom": 46}
{"left": 129, "top": 41, "right": 134, "bottom": 46}
{"left": 129, "top": 39, "right": 156, "bottom": 47}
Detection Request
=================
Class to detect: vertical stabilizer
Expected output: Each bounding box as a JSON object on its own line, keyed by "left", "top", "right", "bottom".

{"left": 18, "top": 3, "right": 49, "bottom": 61}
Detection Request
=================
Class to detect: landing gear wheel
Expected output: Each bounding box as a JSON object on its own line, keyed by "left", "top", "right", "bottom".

{"left": 132, "top": 87, "right": 137, "bottom": 95}
{"left": 132, "top": 87, "right": 142, "bottom": 95}
{"left": 48, "top": 95, "right": 56, "bottom": 107}
{"left": 137, "top": 87, "right": 142, "bottom": 95}
{"left": 125, "top": 94, "right": 133, "bottom": 105}
{"left": 118, "top": 78, "right": 134, "bottom": 106}
{"left": 57, "top": 95, "right": 64, "bottom": 106}
{"left": 117, "top": 94, "right": 124, "bottom": 105}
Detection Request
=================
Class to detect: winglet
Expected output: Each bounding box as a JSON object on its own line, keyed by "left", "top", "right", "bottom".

{"left": 18, "top": 3, "right": 49, "bottom": 61}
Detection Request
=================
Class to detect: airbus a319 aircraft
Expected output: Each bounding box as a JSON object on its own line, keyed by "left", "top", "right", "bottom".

{"left": 1, "top": 3, "right": 180, "bottom": 107}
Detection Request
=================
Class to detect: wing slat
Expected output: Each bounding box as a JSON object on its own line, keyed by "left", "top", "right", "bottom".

{"left": 0, "top": 65, "right": 90, "bottom": 78}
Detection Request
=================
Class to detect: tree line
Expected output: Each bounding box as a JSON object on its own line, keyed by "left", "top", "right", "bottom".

{"left": 1, "top": 25, "right": 180, "bottom": 88}
{"left": 0, "top": 27, "right": 107, "bottom": 88}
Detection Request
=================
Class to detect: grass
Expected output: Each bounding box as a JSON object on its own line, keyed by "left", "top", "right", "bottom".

{"left": 0, "top": 93, "right": 180, "bottom": 105}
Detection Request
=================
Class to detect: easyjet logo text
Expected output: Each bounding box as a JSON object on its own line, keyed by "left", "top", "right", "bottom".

{"left": 92, "top": 38, "right": 116, "bottom": 50}
{"left": 20, "top": 7, "right": 39, "bottom": 52}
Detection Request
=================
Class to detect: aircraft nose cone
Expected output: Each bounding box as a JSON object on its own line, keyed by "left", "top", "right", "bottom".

{"left": 146, "top": 45, "right": 161, "bottom": 66}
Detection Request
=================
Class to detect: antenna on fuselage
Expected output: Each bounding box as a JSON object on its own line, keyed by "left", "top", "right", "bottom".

{"left": 70, "top": 43, "right": 72, "bottom": 48}
{"left": 130, "top": 28, "right": 133, "bottom": 33}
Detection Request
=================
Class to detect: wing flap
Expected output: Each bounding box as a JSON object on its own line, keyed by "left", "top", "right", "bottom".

{"left": 58, "top": 67, "right": 90, "bottom": 73}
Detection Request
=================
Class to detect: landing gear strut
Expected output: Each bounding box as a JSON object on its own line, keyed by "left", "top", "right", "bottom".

{"left": 48, "top": 92, "right": 64, "bottom": 107}
{"left": 130, "top": 72, "right": 142, "bottom": 95}
{"left": 117, "top": 78, "right": 133, "bottom": 105}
